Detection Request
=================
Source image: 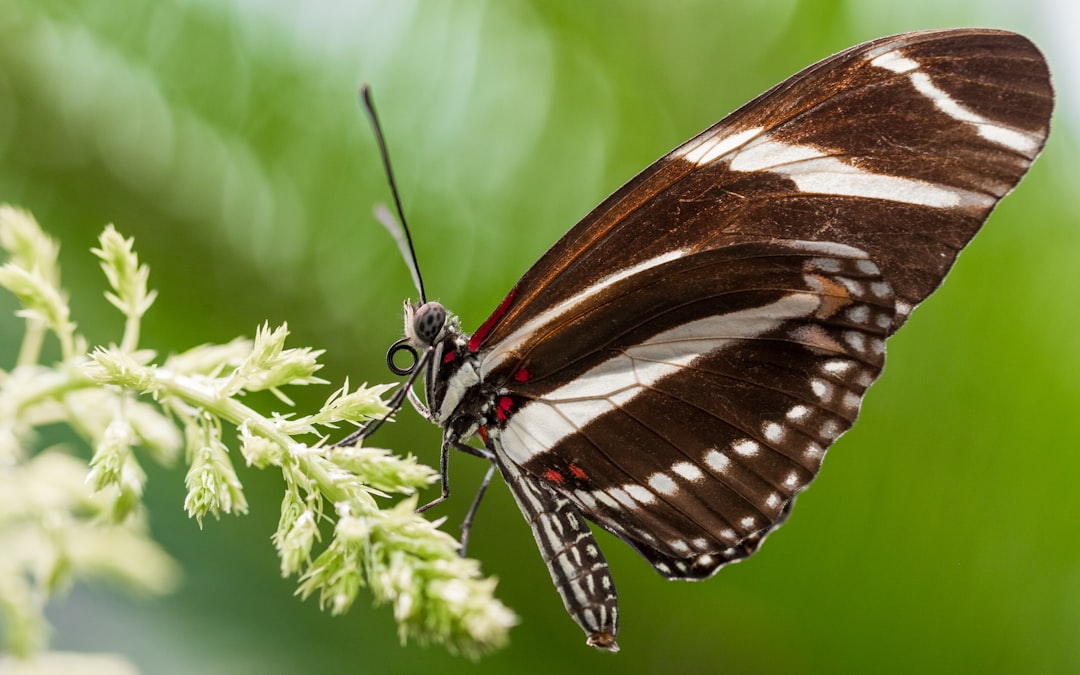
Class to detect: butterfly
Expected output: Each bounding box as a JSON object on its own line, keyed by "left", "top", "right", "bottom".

{"left": 348, "top": 28, "right": 1053, "bottom": 651}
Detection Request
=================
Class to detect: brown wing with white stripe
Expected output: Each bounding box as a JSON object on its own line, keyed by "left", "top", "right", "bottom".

{"left": 488, "top": 241, "right": 895, "bottom": 578}
{"left": 467, "top": 29, "right": 1051, "bottom": 352}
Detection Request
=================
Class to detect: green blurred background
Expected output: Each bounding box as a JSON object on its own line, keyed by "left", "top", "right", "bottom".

{"left": 2, "top": 0, "right": 1078, "bottom": 673}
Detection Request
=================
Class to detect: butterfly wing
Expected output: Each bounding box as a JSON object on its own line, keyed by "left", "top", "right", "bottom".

{"left": 487, "top": 240, "right": 895, "bottom": 578}
{"left": 434, "top": 28, "right": 1052, "bottom": 645}
{"left": 467, "top": 28, "right": 1052, "bottom": 356}
{"left": 468, "top": 29, "right": 1051, "bottom": 578}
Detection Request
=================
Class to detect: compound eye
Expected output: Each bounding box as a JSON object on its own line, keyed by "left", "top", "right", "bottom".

{"left": 413, "top": 302, "right": 447, "bottom": 345}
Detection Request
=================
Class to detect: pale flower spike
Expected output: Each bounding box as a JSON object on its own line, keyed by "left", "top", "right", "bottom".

{"left": 0, "top": 205, "right": 516, "bottom": 669}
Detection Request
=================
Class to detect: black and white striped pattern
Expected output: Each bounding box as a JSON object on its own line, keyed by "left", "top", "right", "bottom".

{"left": 499, "top": 242, "right": 895, "bottom": 580}
{"left": 495, "top": 452, "right": 619, "bottom": 650}
{"left": 390, "top": 29, "right": 1053, "bottom": 650}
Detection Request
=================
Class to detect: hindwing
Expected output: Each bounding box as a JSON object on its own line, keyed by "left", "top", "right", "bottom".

{"left": 487, "top": 241, "right": 894, "bottom": 577}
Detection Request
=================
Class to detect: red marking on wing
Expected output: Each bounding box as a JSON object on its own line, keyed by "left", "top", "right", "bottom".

{"left": 569, "top": 464, "right": 588, "bottom": 480}
{"left": 468, "top": 289, "right": 517, "bottom": 352}
{"left": 514, "top": 368, "right": 531, "bottom": 382}
{"left": 442, "top": 350, "right": 455, "bottom": 364}
{"left": 496, "top": 395, "right": 513, "bottom": 422}
{"left": 478, "top": 426, "right": 489, "bottom": 444}
{"left": 543, "top": 468, "right": 564, "bottom": 483}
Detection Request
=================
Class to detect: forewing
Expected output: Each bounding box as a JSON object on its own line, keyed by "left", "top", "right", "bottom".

{"left": 467, "top": 28, "right": 1051, "bottom": 352}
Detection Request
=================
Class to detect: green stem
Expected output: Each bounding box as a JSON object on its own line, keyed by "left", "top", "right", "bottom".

{"left": 56, "top": 323, "right": 76, "bottom": 362}
{"left": 15, "top": 319, "right": 46, "bottom": 368}
{"left": 119, "top": 313, "right": 140, "bottom": 354}
{"left": 151, "top": 369, "right": 352, "bottom": 504}
{"left": 11, "top": 362, "right": 95, "bottom": 416}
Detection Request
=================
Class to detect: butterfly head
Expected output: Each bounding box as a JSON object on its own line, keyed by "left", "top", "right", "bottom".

{"left": 394, "top": 299, "right": 477, "bottom": 428}
{"left": 397, "top": 298, "right": 467, "bottom": 371}
{"left": 386, "top": 299, "right": 449, "bottom": 377}
{"left": 404, "top": 299, "right": 448, "bottom": 347}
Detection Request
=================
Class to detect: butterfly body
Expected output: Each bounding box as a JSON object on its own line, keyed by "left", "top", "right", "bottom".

{"left": 387, "top": 29, "right": 1053, "bottom": 651}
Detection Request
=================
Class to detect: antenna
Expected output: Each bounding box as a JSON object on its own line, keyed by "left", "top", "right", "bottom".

{"left": 361, "top": 84, "right": 427, "bottom": 303}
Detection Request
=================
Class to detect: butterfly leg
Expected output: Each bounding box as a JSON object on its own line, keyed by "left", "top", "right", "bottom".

{"left": 459, "top": 461, "right": 497, "bottom": 556}
{"left": 417, "top": 435, "right": 494, "bottom": 513}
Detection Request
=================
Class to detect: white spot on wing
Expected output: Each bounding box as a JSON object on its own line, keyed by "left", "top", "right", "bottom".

{"left": 733, "top": 439, "right": 760, "bottom": 457}
{"left": 869, "top": 337, "right": 885, "bottom": 355}
{"left": 786, "top": 405, "right": 810, "bottom": 421}
{"left": 844, "top": 331, "right": 867, "bottom": 352}
{"left": 671, "top": 462, "right": 704, "bottom": 482}
{"left": 763, "top": 422, "right": 784, "bottom": 443}
{"left": 823, "top": 359, "right": 853, "bottom": 375}
{"left": 846, "top": 305, "right": 870, "bottom": 323}
{"left": 855, "top": 259, "right": 879, "bottom": 275}
{"left": 871, "top": 281, "right": 891, "bottom": 298}
{"left": 705, "top": 449, "right": 730, "bottom": 473}
{"left": 648, "top": 473, "right": 678, "bottom": 495}
{"left": 624, "top": 484, "right": 657, "bottom": 505}
{"left": 810, "top": 378, "right": 834, "bottom": 401}
{"left": 820, "top": 419, "right": 842, "bottom": 440}
{"left": 669, "top": 539, "right": 690, "bottom": 554}
{"left": 842, "top": 391, "right": 862, "bottom": 410}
